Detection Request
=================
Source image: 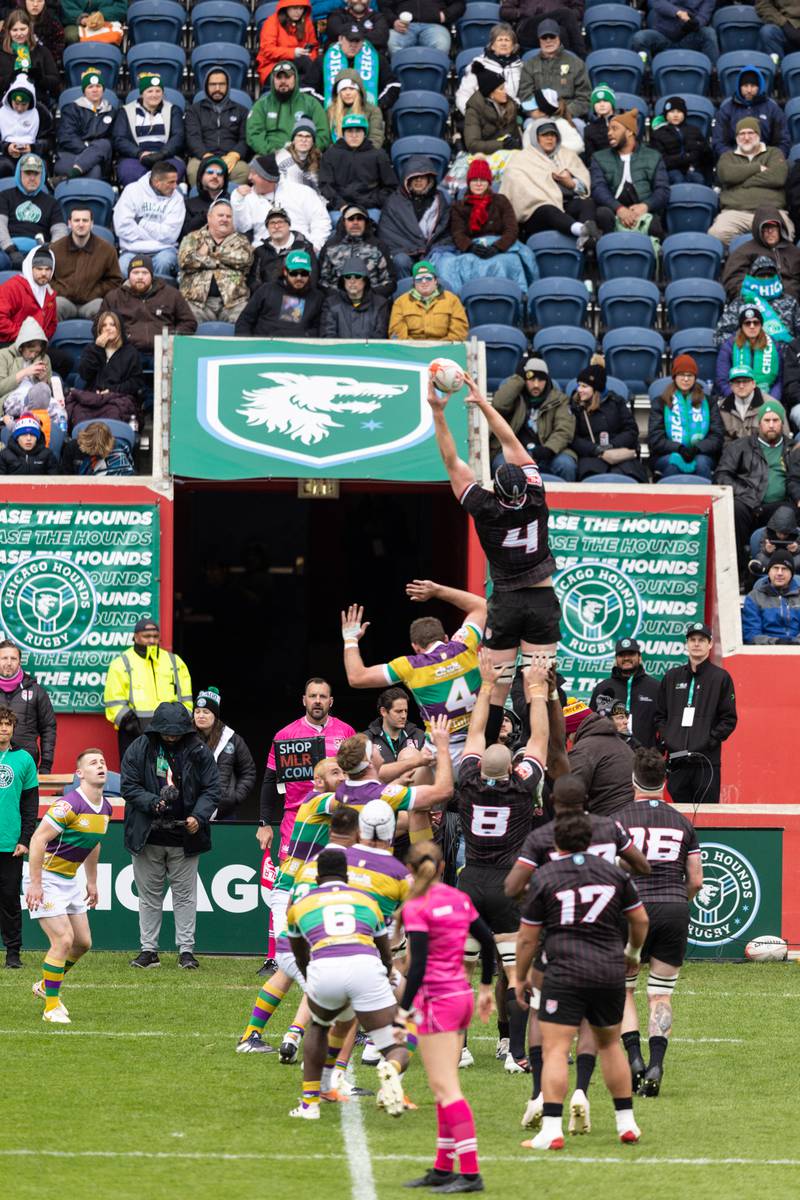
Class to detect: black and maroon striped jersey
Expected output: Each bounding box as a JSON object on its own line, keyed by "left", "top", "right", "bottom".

{"left": 459, "top": 463, "right": 556, "bottom": 590}
{"left": 457, "top": 752, "right": 545, "bottom": 868}
{"left": 521, "top": 853, "right": 643, "bottom": 987}
{"left": 516, "top": 813, "right": 633, "bottom": 872}
{"left": 614, "top": 799, "right": 701, "bottom": 904}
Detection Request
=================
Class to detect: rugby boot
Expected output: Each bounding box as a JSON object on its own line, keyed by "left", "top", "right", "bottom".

{"left": 520, "top": 1093, "right": 543, "bottom": 1129}
{"left": 639, "top": 1064, "right": 663, "bottom": 1097}
{"left": 568, "top": 1089, "right": 591, "bottom": 1135}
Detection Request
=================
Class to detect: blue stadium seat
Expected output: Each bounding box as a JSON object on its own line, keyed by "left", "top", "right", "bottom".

{"left": 782, "top": 52, "right": 800, "bottom": 100}
{"left": 191, "top": 1, "right": 250, "bottom": 46}
{"left": 461, "top": 278, "right": 524, "bottom": 326}
{"left": 470, "top": 324, "right": 528, "bottom": 390}
{"left": 712, "top": 5, "right": 763, "bottom": 54}
{"left": 533, "top": 326, "right": 596, "bottom": 387}
{"left": 126, "top": 86, "right": 186, "bottom": 110}
{"left": 653, "top": 93, "right": 715, "bottom": 138}
{"left": 596, "top": 232, "right": 656, "bottom": 281}
{"left": 585, "top": 49, "right": 645, "bottom": 93}
{"left": 54, "top": 180, "right": 116, "bottom": 226}
{"left": 49, "top": 320, "right": 94, "bottom": 371}
{"left": 656, "top": 474, "right": 713, "bottom": 485}
{"left": 652, "top": 50, "right": 713, "bottom": 98}
{"left": 455, "top": 46, "right": 482, "bottom": 77}
{"left": 567, "top": 375, "right": 630, "bottom": 402}
{"left": 56, "top": 86, "right": 119, "bottom": 114}
{"left": 665, "top": 279, "right": 726, "bottom": 330}
{"left": 613, "top": 92, "right": 649, "bottom": 135}
{"left": 390, "top": 136, "right": 450, "bottom": 181}
{"left": 786, "top": 96, "right": 800, "bottom": 143}
{"left": 0, "top": 177, "right": 20, "bottom": 191}
{"left": 749, "top": 526, "right": 767, "bottom": 558}
{"left": 664, "top": 184, "right": 719, "bottom": 235}
{"left": 789, "top": 144, "right": 800, "bottom": 164}
{"left": 128, "top": 44, "right": 186, "bottom": 93}
{"left": 457, "top": 4, "right": 501, "bottom": 50}
{"left": 63, "top": 43, "right": 122, "bottom": 89}
{"left": 717, "top": 51, "right": 776, "bottom": 99}
{"left": 584, "top": 4, "right": 643, "bottom": 50}
{"left": 527, "top": 278, "right": 590, "bottom": 328}
{"left": 91, "top": 225, "right": 116, "bottom": 246}
{"left": 669, "top": 329, "right": 717, "bottom": 384}
{"left": 191, "top": 44, "right": 249, "bottom": 90}
{"left": 253, "top": 1, "right": 278, "bottom": 28}
{"left": 728, "top": 232, "right": 752, "bottom": 253}
{"left": 526, "top": 232, "right": 583, "bottom": 279}
{"left": 662, "top": 233, "right": 724, "bottom": 282}
{"left": 196, "top": 321, "right": 235, "bottom": 336}
{"left": 391, "top": 91, "right": 450, "bottom": 139}
{"left": 603, "top": 328, "right": 664, "bottom": 393}
{"left": 0, "top": 269, "right": 17, "bottom": 283}
{"left": 391, "top": 47, "right": 451, "bottom": 92}
{"left": 597, "top": 278, "right": 659, "bottom": 330}
{"left": 126, "top": 0, "right": 186, "bottom": 45}
{"left": 72, "top": 419, "right": 136, "bottom": 449}
{"left": 582, "top": 472, "right": 641, "bottom": 484}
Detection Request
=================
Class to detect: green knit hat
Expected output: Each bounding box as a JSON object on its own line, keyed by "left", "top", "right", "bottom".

{"left": 137, "top": 71, "right": 163, "bottom": 94}
{"left": 590, "top": 83, "right": 616, "bottom": 108}
{"left": 412, "top": 260, "right": 436, "bottom": 277}
{"left": 81, "top": 67, "right": 103, "bottom": 91}
{"left": 756, "top": 398, "right": 787, "bottom": 423}
{"left": 651, "top": 114, "right": 666, "bottom": 130}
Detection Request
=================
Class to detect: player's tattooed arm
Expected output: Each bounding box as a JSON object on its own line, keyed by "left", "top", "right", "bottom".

{"left": 686, "top": 853, "right": 704, "bottom": 903}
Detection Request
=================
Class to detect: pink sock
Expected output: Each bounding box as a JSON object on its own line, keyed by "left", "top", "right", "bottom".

{"left": 434, "top": 1103, "right": 455, "bottom": 1172}
{"left": 442, "top": 1098, "right": 479, "bottom": 1175}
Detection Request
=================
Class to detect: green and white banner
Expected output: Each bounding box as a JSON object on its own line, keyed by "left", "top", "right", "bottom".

{"left": 169, "top": 337, "right": 470, "bottom": 480}
{"left": 688, "top": 829, "right": 782, "bottom": 958}
{"left": 0, "top": 503, "right": 160, "bottom": 712}
{"left": 549, "top": 509, "right": 709, "bottom": 696}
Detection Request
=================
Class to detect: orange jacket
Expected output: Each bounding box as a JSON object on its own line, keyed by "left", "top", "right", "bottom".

{"left": 257, "top": 0, "right": 319, "bottom": 84}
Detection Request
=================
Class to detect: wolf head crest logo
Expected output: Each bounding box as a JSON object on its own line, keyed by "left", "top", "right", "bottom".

{"left": 237, "top": 372, "right": 408, "bottom": 446}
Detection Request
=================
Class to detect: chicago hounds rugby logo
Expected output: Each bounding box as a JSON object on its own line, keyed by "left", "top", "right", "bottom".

{"left": 0, "top": 555, "right": 96, "bottom": 653}
{"left": 554, "top": 561, "right": 641, "bottom": 661}
{"left": 689, "top": 842, "right": 761, "bottom": 948}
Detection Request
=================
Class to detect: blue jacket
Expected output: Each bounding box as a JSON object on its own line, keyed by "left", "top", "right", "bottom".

{"left": 57, "top": 95, "right": 116, "bottom": 154}
{"left": 712, "top": 67, "right": 790, "bottom": 158}
{"left": 647, "top": 0, "right": 714, "bottom": 40}
{"left": 742, "top": 575, "right": 800, "bottom": 643}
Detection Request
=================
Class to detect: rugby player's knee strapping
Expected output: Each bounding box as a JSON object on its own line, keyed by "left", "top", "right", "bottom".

{"left": 647, "top": 971, "right": 678, "bottom": 998}
{"left": 625, "top": 972, "right": 640, "bottom": 991}
{"left": 493, "top": 660, "right": 516, "bottom": 687}
{"left": 369, "top": 1024, "right": 399, "bottom": 1053}
{"left": 496, "top": 940, "right": 516, "bottom": 971}
{"left": 463, "top": 936, "right": 480, "bottom": 965}
{"left": 311, "top": 1005, "right": 354, "bottom": 1029}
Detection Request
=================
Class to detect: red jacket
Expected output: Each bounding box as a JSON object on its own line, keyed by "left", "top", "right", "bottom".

{"left": 257, "top": 0, "right": 318, "bottom": 84}
{"left": 0, "top": 275, "right": 57, "bottom": 345}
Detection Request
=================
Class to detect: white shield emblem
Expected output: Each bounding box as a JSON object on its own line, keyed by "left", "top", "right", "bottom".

{"left": 545, "top": 998, "right": 558, "bottom": 1015}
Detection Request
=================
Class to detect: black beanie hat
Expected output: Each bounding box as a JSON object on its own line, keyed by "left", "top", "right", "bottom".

{"left": 195, "top": 686, "right": 221, "bottom": 717}
{"left": 663, "top": 96, "right": 687, "bottom": 116}
{"left": 473, "top": 60, "right": 505, "bottom": 98}
{"left": 577, "top": 363, "right": 607, "bottom": 393}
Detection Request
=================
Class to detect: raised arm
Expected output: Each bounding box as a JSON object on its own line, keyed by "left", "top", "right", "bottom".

{"left": 545, "top": 663, "right": 570, "bottom": 780}
{"left": 463, "top": 647, "right": 495, "bottom": 757}
{"left": 341, "top": 604, "right": 393, "bottom": 688}
{"left": 463, "top": 371, "right": 530, "bottom": 467}
{"left": 409, "top": 716, "right": 454, "bottom": 810}
{"left": 428, "top": 382, "right": 475, "bottom": 499}
{"left": 522, "top": 655, "right": 551, "bottom": 766}
{"left": 406, "top": 578, "right": 486, "bottom": 629}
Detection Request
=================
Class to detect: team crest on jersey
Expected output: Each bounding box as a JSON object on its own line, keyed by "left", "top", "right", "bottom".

{"left": 382, "top": 784, "right": 403, "bottom": 797}
{"left": 545, "top": 998, "right": 558, "bottom": 1014}
{"left": 77, "top": 817, "right": 90, "bottom": 829}
{"left": 50, "top": 800, "right": 72, "bottom": 820}
{"left": 514, "top": 760, "right": 534, "bottom": 781}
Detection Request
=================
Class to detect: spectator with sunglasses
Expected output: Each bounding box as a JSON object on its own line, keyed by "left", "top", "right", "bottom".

{"left": 234, "top": 248, "right": 322, "bottom": 337}
{"left": 388, "top": 260, "right": 467, "bottom": 342}
{"left": 318, "top": 203, "right": 395, "bottom": 297}
{"left": 180, "top": 156, "right": 230, "bottom": 239}
{"left": 491, "top": 356, "right": 576, "bottom": 479}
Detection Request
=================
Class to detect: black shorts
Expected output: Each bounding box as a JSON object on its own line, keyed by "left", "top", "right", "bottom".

{"left": 485, "top": 586, "right": 562, "bottom": 651}
{"left": 538, "top": 982, "right": 625, "bottom": 1028}
{"left": 458, "top": 864, "right": 520, "bottom": 934}
{"left": 641, "top": 902, "right": 689, "bottom": 969}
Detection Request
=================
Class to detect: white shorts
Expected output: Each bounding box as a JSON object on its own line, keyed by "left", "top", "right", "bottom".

{"left": 307, "top": 953, "right": 395, "bottom": 1016}
{"left": 276, "top": 947, "right": 306, "bottom": 990}
{"left": 29, "top": 872, "right": 87, "bottom": 921}
{"left": 425, "top": 737, "right": 467, "bottom": 772}
{"left": 271, "top": 888, "right": 291, "bottom": 938}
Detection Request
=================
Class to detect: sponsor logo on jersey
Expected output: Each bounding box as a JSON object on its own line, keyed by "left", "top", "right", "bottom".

{"left": 688, "top": 842, "right": 761, "bottom": 947}
{"left": 554, "top": 561, "right": 641, "bottom": 662}
{"left": 0, "top": 556, "right": 96, "bottom": 653}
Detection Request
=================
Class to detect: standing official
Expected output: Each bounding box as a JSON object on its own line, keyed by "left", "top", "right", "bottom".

{"left": 654, "top": 623, "right": 738, "bottom": 806}
{"left": 588, "top": 638, "right": 660, "bottom": 748}
{"left": 0, "top": 640, "right": 57, "bottom": 771}
{"left": 103, "top": 619, "right": 193, "bottom": 762}
{"left": 0, "top": 707, "right": 38, "bottom": 969}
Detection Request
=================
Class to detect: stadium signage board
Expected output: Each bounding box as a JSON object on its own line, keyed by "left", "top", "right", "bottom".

{"left": 0, "top": 503, "right": 160, "bottom": 712}
{"left": 170, "top": 337, "right": 469, "bottom": 480}
{"left": 548, "top": 509, "right": 709, "bottom": 695}
{"left": 688, "top": 830, "right": 782, "bottom": 957}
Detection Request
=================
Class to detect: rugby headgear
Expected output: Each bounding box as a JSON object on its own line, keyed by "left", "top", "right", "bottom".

{"left": 493, "top": 463, "right": 528, "bottom": 507}
{"left": 358, "top": 798, "right": 396, "bottom": 843}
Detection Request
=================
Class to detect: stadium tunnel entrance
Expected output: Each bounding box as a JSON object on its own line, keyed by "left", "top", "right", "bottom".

{"left": 172, "top": 480, "right": 468, "bottom": 816}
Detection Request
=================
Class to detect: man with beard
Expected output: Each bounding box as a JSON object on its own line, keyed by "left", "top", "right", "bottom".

{"left": 100, "top": 255, "right": 196, "bottom": 359}
{"left": 588, "top": 639, "right": 660, "bottom": 749}
{"left": 491, "top": 357, "right": 575, "bottom": 479}
{"left": 184, "top": 66, "right": 250, "bottom": 186}
{"left": 378, "top": 155, "right": 454, "bottom": 278}
{"left": 246, "top": 61, "right": 329, "bottom": 157}
{"left": 319, "top": 254, "right": 389, "bottom": 337}
{"left": 318, "top": 203, "right": 395, "bottom": 296}
{"left": 325, "top": 0, "right": 390, "bottom": 50}
{"left": 234, "top": 248, "right": 323, "bottom": 336}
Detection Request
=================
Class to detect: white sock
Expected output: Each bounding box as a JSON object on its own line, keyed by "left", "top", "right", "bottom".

{"left": 541, "top": 1115, "right": 563, "bottom": 1138}
{"left": 321, "top": 1067, "right": 333, "bottom": 1091}
{"left": 615, "top": 1106, "right": 637, "bottom": 1133}
{"left": 570, "top": 221, "right": 583, "bottom": 236}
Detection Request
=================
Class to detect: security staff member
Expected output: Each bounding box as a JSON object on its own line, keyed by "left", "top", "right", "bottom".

{"left": 653, "top": 623, "right": 737, "bottom": 806}
{"left": 104, "top": 618, "right": 193, "bottom": 763}
{"left": 588, "top": 637, "right": 660, "bottom": 748}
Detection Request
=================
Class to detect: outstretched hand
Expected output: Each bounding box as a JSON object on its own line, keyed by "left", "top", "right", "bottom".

{"left": 462, "top": 372, "right": 485, "bottom": 407}
{"left": 477, "top": 646, "right": 495, "bottom": 686}
{"left": 427, "top": 376, "right": 448, "bottom": 411}
{"left": 341, "top": 604, "right": 369, "bottom": 642}
{"left": 406, "top": 579, "right": 437, "bottom": 602}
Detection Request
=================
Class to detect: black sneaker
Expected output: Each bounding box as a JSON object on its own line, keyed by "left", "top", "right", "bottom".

{"left": 257, "top": 957, "right": 277, "bottom": 978}
{"left": 639, "top": 1063, "right": 663, "bottom": 1097}
{"left": 130, "top": 951, "right": 160, "bottom": 968}
{"left": 4, "top": 951, "right": 22, "bottom": 969}
{"left": 403, "top": 1171, "right": 455, "bottom": 1189}
{"left": 279, "top": 1037, "right": 300, "bottom": 1064}
{"left": 178, "top": 952, "right": 199, "bottom": 969}
{"left": 629, "top": 1053, "right": 647, "bottom": 1092}
{"left": 437, "top": 1176, "right": 485, "bottom": 1194}
{"left": 236, "top": 1031, "right": 275, "bottom": 1054}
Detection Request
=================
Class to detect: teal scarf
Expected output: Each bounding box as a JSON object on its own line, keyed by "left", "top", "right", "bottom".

{"left": 666, "top": 390, "right": 710, "bottom": 473}
{"left": 324, "top": 45, "right": 378, "bottom": 107}
{"left": 741, "top": 273, "right": 792, "bottom": 342}
{"left": 731, "top": 335, "right": 779, "bottom": 389}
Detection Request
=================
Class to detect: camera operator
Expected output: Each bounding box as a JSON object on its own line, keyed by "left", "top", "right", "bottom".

{"left": 654, "top": 623, "right": 738, "bottom": 806}
{"left": 121, "top": 701, "right": 220, "bottom": 970}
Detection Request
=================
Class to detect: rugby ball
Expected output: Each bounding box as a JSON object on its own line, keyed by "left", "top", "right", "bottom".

{"left": 744, "top": 935, "right": 788, "bottom": 962}
{"left": 429, "top": 358, "right": 465, "bottom": 393}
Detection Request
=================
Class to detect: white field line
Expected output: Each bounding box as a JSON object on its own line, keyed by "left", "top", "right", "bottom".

{"left": 340, "top": 1073, "right": 377, "bottom": 1200}
{"left": 471, "top": 1036, "right": 745, "bottom": 1044}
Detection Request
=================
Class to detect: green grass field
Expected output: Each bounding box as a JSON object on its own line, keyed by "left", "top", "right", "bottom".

{"left": 1, "top": 954, "right": 798, "bottom": 1200}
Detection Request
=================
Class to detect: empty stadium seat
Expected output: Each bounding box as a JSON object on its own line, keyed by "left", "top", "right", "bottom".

{"left": 191, "top": 1, "right": 250, "bottom": 46}
{"left": 391, "top": 48, "right": 451, "bottom": 93}
{"left": 669, "top": 329, "right": 717, "bottom": 383}
{"left": 253, "top": 1, "right": 278, "bottom": 28}
{"left": 128, "top": 43, "right": 186, "bottom": 92}
{"left": 662, "top": 233, "right": 724, "bottom": 282}
{"left": 664, "top": 184, "right": 719, "bottom": 234}
{"left": 597, "top": 278, "right": 659, "bottom": 330}
{"left": 390, "top": 136, "right": 451, "bottom": 181}
{"left": 533, "top": 326, "right": 596, "bottom": 386}
{"left": 63, "top": 43, "right": 123, "bottom": 89}
{"left": 712, "top": 5, "right": 763, "bottom": 54}
{"left": 457, "top": 4, "right": 501, "bottom": 50}
{"left": 191, "top": 43, "right": 249, "bottom": 90}
{"left": 584, "top": 4, "right": 643, "bottom": 50}
{"left": 716, "top": 50, "right": 776, "bottom": 99}
{"left": 126, "top": 0, "right": 186, "bottom": 45}
{"left": 585, "top": 49, "right": 645, "bottom": 93}
{"left": 50, "top": 320, "right": 94, "bottom": 371}
{"left": 652, "top": 50, "right": 713, "bottom": 97}
{"left": 391, "top": 91, "right": 450, "bottom": 139}
{"left": 54, "top": 180, "right": 116, "bottom": 226}
{"left": 526, "top": 232, "right": 583, "bottom": 279}
{"left": 461, "top": 278, "right": 524, "bottom": 326}
{"left": 786, "top": 96, "right": 800, "bottom": 143}
{"left": 782, "top": 52, "right": 800, "bottom": 100}
{"left": 596, "top": 232, "right": 656, "bottom": 281}
{"left": 470, "top": 324, "right": 528, "bottom": 390}
{"left": 527, "top": 278, "right": 590, "bottom": 328}
{"left": 653, "top": 93, "right": 715, "bottom": 138}
{"left": 603, "top": 328, "right": 665, "bottom": 393}
{"left": 582, "top": 472, "right": 641, "bottom": 484}
{"left": 665, "top": 279, "right": 726, "bottom": 330}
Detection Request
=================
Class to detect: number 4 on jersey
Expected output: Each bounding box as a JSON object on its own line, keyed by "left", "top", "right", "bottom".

{"left": 502, "top": 522, "right": 539, "bottom": 555}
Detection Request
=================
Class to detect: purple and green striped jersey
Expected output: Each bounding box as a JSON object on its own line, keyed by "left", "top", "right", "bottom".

{"left": 274, "top": 791, "right": 337, "bottom": 892}
{"left": 343, "top": 844, "right": 412, "bottom": 924}
{"left": 286, "top": 880, "right": 386, "bottom": 960}
{"left": 42, "top": 788, "right": 113, "bottom": 878}
{"left": 384, "top": 624, "right": 482, "bottom": 738}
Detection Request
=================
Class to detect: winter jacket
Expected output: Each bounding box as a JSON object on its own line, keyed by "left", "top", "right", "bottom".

{"left": 500, "top": 0, "right": 583, "bottom": 24}
{"left": 0, "top": 429, "right": 58, "bottom": 473}
{"left": 518, "top": 48, "right": 591, "bottom": 119}
{"left": 56, "top": 92, "right": 116, "bottom": 155}
{"left": 0, "top": 75, "right": 48, "bottom": 161}
{"left": 246, "top": 62, "right": 330, "bottom": 156}
{"left": 742, "top": 575, "right": 800, "bottom": 644}
{"left": 234, "top": 275, "right": 323, "bottom": 337}
{"left": 389, "top": 288, "right": 468, "bottom": 341}
{"left": 647, "top": 386, "right": 725, "bottom": 464}
{"left": 325, "top": 68, "right": 385, "bottom": 149}
{"left": 378, "top": 0, "right": 465, "bottom": 25}
{"left": 0, "top": 41, "right": 58, "bottom": 101}
{"left": 501, "top": 120, "right": 590, "bottom": 223}
{"left": 318, "top": 217, "right": 396, "bottom": 296}
{"left": 378, "top": 155, "right": 454, "bottom": 259}
{"left": 180, "top": 172, "right": 231, "bottom": 239}
{"left": 178, "top": 228, "right": 253, "bottom": 308}
{"left": 0, "top": 672, "right": 56, "bottom": 767}
{"left": 780, "top": 335, "right": 800, "bottom": 417}
{"left": 326, "top": 5, "right": 390, "bottom": 50}
{"left": 0, "top": 153, "right": 66, "bottom": 250}
{"left": 722, "top": 206, "right": 800, "bottom": 299}
{"left": 320, "top": 282, "right": 389, "bottom": 338}
{"left": 713, "top": 431, "right": 793, "bottom": 507}
{"left": 567, "top": 712, "right": 635, "bottom": 816}
{"left": 0, "top": 246, "right": 56, "bottom": 344}
{"left": 641, "top": 0, "right": 715, "bottom": 41}
{"left": 206, "top": 727, "right": 256, "bottom": 819}
{"left": 319, "top": 138, "right": 397, "bottom": 211}
{"left": 583, "top": 115, "right": 610, "bottom": 163}
{"left": 65, "top": 388, "right": 140, "bottom": 428}
{"left": 252, "top": 231, "right": 318, "bottom": 287}
{"left": 654, "top": 657, "right": 737, "bottom": 760}
{"left": 60, "top": 434, "right": 134, "bottom": 476}
{"left": 588, "top": 665, "right": 661, "bottom": 749}
{"left": 756, "top": 0, "right": 800, "bottom": 27}
{"left": 717, "top": 386, "right": 783, "bottom": 439}
{"left": 184, "top": 68, "right": 250, "bottom": 162}
{"left": 463, "top": 92, "right": 522, "bottom": 156}
{"left": 715, "top": 335, "right": 784, "bottom": 401}
{"left": 113, "top": 173, "right": 186, "bottom": 256}
{"left": 568, "top": 391, "right": 646, "bottom": 479}
{"left": 8, "top": 6, "right": 65, "bottom": 64}
{"left": 256, "top": 0, "right": 319, "bottom": 85}
{"left": 716, "top": 291, "right": 800, "bottom": 346}
{"left": 365, "top": 715, "right": 426, "bottom": 763}
{"left": 0, "top": 315, "right": 50, "bottom": 400}
{"left": 590, "top": 143, "right": 670, "bottom": 214}
{"left": 74, "top": 334, "right": 145, "bottom": 402}
{"left": 717, "top": 144, "right": 787, "bottom": 212}
{"left": 112, "top": 100, "right": 184, "bottom": 165}
{"left": 451, "top": 192, "right": 517, "bottom": 253}
{"left": 104, "top": 645, "right": 193, "bottom": 732}
{"left": 650, "top": 120, "right": 712, "bottom": 176}
{"left": 99, "top": 278, "right": 197, "bottom": 353}
{"left": 231, "top": 175, "right": 332, "bottom": 252}
{"left": 61, "top": 0, "right": 127, "bottom": 24}
{"left": 490, "top": 377, "right": 574, "bottom": 464}
{"left": 51, "top": 233, "right": 122, "bottom": 305}
{"left": 308, "top": 47, "right": 399, "bottom": 112}
{"left": 455, "top": 47, "right": 522, "bottom": 115}
{"left": 712, "top": 67, "right": 790, "bottom": 159}
{"left": 121, "top": 703, "right": 219, "bottom": 858}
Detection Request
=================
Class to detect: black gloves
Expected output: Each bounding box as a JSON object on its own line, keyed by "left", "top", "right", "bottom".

{"left": 157, "top": 784, "right": 180, "bottom": 811}
{"left": 470, "top": 243, "right": 492, "bottom": 258}
{"left": 678, "top": 444, "right": 697, "bottom": 461}
{"left": 120, "top": 711, "right": 142, "bottom": 734}
{"left": 7, "top": 249, "right": 23, "bottom": 270}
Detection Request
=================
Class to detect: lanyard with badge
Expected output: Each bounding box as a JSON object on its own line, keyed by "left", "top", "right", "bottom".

{"left": 681, "top": 677, "right": 696, "bottom": 727}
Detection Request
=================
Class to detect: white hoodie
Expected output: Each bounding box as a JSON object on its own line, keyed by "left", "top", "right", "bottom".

{"left": 231, "top": 178, "right": 331, "bottom": 252}
{"left": 113, "top": 172, "right": 186, "bottom": 254}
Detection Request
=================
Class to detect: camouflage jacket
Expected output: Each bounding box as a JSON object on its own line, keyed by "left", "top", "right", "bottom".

{"left": 178, "top": 229, "right": 253, "bottom": 306}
